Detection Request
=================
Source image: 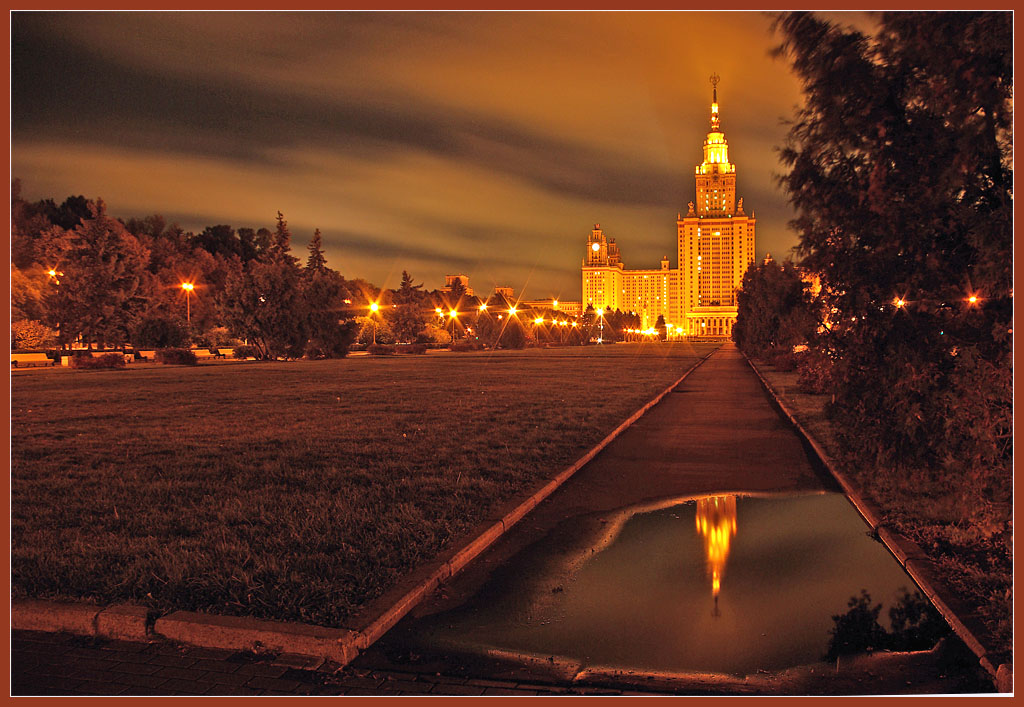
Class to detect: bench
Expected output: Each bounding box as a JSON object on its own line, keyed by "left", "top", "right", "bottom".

{"left": 215, "top": 348, "right": 235, "bottom": 359}
{"left": 191, "top": 349, "right": 229, "bottom": 360}
{"left": 136, "top": 350, "right": 157, "bottom": 361}
{"left": 10, "top": 352, "right": 56, "bottom": 368}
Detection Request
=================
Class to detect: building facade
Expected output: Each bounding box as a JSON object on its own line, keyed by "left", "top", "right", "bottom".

{"left": 581, "top": 77, "right": 755, "bottom": 338}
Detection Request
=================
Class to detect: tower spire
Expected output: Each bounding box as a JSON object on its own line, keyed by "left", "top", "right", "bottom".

{"left": 709, "top": 73, "right": 721, "bottom": 131}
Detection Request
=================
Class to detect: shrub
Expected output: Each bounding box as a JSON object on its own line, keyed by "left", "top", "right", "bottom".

{"left": 70, "top": 352, "right": 126, "bottom": 370}
{"left": 156, "top": 348, "right": 198, "bottom": 366}
{"left": 450, "top": 340, "right": 483, "bottom": 352}
{"left": 796, "top": 349, "right": 835, "bottom": 394}
{"left": 233, "top": 345, "right": 259, "bottom": 359}
{"left": 204, "top": 326, "right": 236, "bottom": 347}
{"left": 305, "top": 320, "right": 357, "bottom": 359}
{"left": 395, "top": 343, "right": 427, "bottom": 355}
{"left": 355, "top": 316, "right": 396, "bottom": 346}
{"left": 419, "top": 324, "right": 451, "bottom": 345}
{"left": 769, "top": 349, "right": 800, "bottom": 371}
{"left": 11, "top": 319, "right": 56, "bottom": 350}
{"left": 367, "top": 344, "right": 396, "bottom": 355}
{"left": 824, "top": 590, "right": 888, "bottom": 661}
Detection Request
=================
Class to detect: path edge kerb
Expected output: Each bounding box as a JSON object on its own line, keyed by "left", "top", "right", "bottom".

{"left": 351, "top": 344, "right": 718, "bottom": 651}
{"left": 12, "top": 345, "right": 720, "bottom": 669}
{"left": 743, "top": 353, "right": 1010, "bottom": 693}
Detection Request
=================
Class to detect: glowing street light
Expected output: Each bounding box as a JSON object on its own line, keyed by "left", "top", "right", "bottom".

{"left": 448, "top": 309, "right": 459, "bottom": 342}
{"left": 181, "top": 282, "right": 195, "bottom": 323}
{"left": 47, "top": 268, "right": 66, "bottom": 350}
{"left": 508, "top": 306, "right": 518, "bottom": 316}
{"left": 369, "top": 301, "right": 380, "bottom": 344}
{"left": 479, "top": 303, "right": 488, "bottom": 312}
{"left": 596, "top": 308, "right": 605, "bottom": 343}
{"left": 893, "top": 297, "right": 906, "bottom": 309}
{"left": 968, "top": 294, "right": 979, "bottom": 305}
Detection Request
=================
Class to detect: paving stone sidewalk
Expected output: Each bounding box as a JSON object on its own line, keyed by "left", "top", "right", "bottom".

{"left": 11, "top": 629, "right": 669, "bottom": 696}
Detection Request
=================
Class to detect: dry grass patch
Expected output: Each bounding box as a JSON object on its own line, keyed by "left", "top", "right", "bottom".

{"left": 13, "top": 342, "right": 717, "bottom": 626}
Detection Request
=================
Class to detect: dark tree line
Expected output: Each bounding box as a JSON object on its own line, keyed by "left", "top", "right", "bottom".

{"left": 10, "top": 187, "right": 589, "bottom": 356}
{"left": 735, "top": 12, "right": 1011, "bottom": 528}
{"left": 11, "top": 186, "right": 360, "bottom": 359}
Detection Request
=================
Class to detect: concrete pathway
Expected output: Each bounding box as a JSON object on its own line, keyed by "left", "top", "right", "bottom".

{"left": 9, "top": 344, "right": 991, "bottom": 695}
{"left": 371, "top": 342, "right": 834, "bottom": 614}
{"left": 10, "top": 629, "right": 677, "bottom": 696}
{"left": 352, "top": 343, "right": 990, "bottom": 695}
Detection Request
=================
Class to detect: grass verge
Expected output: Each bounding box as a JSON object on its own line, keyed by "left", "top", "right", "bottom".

{"left": 752, "top": 360, "right": 1012, "bottom": 660}
{"left": 12, "top": 342, "right": 717, "bottom": 627}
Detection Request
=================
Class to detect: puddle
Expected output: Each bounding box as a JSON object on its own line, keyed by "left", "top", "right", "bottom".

{"left": 407, "top": 492, "right": 924, "bottom": 677}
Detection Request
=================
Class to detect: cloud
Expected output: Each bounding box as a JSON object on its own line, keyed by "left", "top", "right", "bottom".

{"left": 12, "top": 11, "right": 826, "bottom": 297}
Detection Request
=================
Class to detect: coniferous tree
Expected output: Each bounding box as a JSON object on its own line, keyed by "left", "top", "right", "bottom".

{"left": 390, "top": 270, "right": 428, "bottom": 343}
{"left": 773, "top": 11, "right": 1011, "bottom": 520}
{"left": 220, "top": 212, "right": 307, "bottom": 359}
{"left": 269, "top": 211, "right": 297, "bottom": 265}
{"left": 306, "top": 228, "right": 327, "bottom": 271}
{"left": 302, "top": 228, "right": 355, "bottom": 358}
{"left": 733, "top": 259, "right": 819, "bottom": 356}
{"left": 36, "top": 199, "right": 149, "bottom": 348}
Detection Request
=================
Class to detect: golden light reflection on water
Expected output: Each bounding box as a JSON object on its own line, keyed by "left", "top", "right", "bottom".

{"left": 695, "top": 495, "right": 738, "bottom": 601}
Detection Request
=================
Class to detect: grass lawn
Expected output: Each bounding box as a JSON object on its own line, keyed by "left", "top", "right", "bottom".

{"left": 752, "top": 360, "right": 1012, "bottom": 658}
{"left": 12, "top": 342, "right": 718, "bottom": 627}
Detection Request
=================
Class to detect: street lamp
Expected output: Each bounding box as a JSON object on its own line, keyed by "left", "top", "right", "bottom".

{"left": 369, "top": 301, "right": 380, "bottom": 344}
{"left": 596, "top": 308, "right": 605, "bottom": 343}
{"left": 448, "top": 309, "right": 459, "bottom": 341}
{"left": 47, "top": 268, "right": 65, "bottom": 352}
{"left": 181, "top": 282, "right": 195, "bottom": 323}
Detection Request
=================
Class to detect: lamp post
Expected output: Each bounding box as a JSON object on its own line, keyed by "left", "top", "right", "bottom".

{"left": 181, "top": 282, "right": 195, "bottom": 324}
{"left": 448, "top": 309, "right": 459, "bottom": 342}
{"left": 369, "top": 301, "right": 380, "bottom": 344}
{"left": 47, "top": 268, "right": 65, "bottom": 353}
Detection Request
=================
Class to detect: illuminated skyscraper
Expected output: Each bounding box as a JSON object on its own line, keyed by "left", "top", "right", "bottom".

{"left": 581, "top": 76, "right": 756, "bottom": 337}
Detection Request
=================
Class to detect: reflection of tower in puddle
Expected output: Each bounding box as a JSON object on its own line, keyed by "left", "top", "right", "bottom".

{"left": 695, "top": 495, "right": 737, "bottom": 616}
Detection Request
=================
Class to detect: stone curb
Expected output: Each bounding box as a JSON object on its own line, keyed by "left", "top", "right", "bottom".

{"left": 153, "top": 610, "right": 361, "bottom": 664}
{"left": 350, "top": 345, "right": 718, "bottom": 652}
{"left": 744, "top": 354, "right": 1011, "bottom": 693}
{"left": 12, "top": 346, "right": 719, "bottom": 674}
{"left": 11, "top": 600, "right": 151, "bottom": 641}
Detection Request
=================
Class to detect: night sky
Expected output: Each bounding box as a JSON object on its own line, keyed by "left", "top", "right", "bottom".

{"left": 11, "top": 11, "right": 873, "bottom": 299}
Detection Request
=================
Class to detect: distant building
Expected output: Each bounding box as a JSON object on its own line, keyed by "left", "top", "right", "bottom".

{"left": 581, "top": 76, "right": 756, "bottom": 338}
{"left": 441, "top": 274, "right": 474, "bottom": 297}
{"left": 519, "top": 298, "right": 582, "bottom": 317}
{"left": 493, "top": 286, "right": 514, "bottom": 299}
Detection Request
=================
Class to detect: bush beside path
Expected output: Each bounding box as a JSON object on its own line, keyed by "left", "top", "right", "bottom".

{"left": 752, "top": 359, "right": 1012, "bottom": 662}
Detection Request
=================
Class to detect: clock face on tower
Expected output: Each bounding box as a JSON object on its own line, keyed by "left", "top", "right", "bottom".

{"left": 591, "top": 242, "right": 601, "bottom": 252}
